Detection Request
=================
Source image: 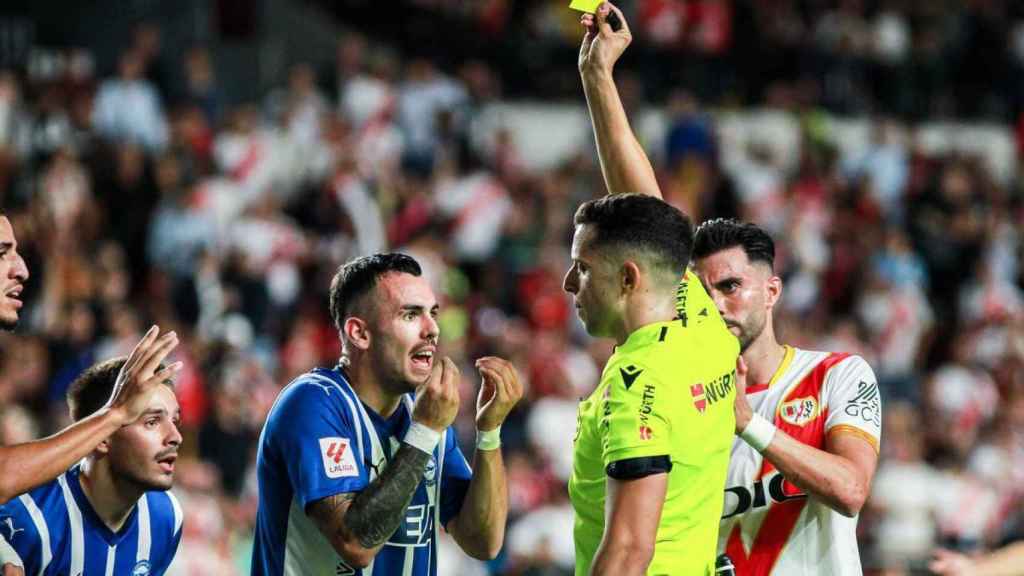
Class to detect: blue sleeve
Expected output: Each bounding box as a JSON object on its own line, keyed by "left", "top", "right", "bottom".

{"left": 270, "top": 381, "right": 368, "bottom": 509}
{"left": 0, "top": 497, "right": 42, "bottom": 574}
{"left": 439, "top": 428, "right": 473, "bottom": 527}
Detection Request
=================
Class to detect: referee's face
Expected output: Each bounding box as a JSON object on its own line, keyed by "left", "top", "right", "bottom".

{"left": 564, "top": 224, "right": 619, "bottom": 338}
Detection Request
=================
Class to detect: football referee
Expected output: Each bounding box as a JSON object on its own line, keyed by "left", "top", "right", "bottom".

{"left": 563, "top": 194, "right": 739, "bottom": 575}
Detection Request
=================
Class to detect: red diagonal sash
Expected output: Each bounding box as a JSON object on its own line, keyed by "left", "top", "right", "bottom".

{"left": 725, "top": 353, "right": 850, "bottom": 575}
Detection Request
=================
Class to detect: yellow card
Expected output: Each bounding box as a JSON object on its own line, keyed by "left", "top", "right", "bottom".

{"left": 569, "top": 0, "right": 602, "bottom": 14}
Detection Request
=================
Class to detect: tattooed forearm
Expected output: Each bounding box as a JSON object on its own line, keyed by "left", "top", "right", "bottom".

{"left": 343, "top": 444, "right": 431, "bottom": 548}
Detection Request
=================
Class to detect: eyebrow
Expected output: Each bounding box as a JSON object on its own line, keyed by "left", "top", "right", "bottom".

{"left": 0, "top": 242, "right": 11, "bottom": 251}
{"left": 713, "top": 277, "right": 742, "bottom": 288}
{"left": 400, "top": 304, "right": 439, "bottom": 313}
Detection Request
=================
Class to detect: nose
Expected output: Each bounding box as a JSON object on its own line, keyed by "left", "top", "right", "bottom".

{"left": 11, "top": 253, "right": 28, "bottom": 282}
{"left": 563, "top": 267, "right": 577, "bottom": 294}
{"left": 166, "top": 422, "right": 183, "bottom": 447}
{"left": 422, "top": 313, "right": 440, "bottom": 342}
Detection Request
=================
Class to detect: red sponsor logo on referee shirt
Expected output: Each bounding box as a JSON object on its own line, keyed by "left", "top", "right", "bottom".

{"left": 691, "top": 383, "right": 707, "bottom": 414}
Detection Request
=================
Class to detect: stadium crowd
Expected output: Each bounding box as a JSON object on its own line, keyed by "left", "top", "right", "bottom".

{"left": 0, "top": 1, "right": 1023, "bottom": 574}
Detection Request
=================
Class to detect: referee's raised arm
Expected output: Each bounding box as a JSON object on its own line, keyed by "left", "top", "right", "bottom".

{"left": 579, "top": 2, "right": 661, "bottom": 199}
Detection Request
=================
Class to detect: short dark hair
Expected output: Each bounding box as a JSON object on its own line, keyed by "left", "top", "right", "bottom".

{"left": 573, "top": 194, "right": 694, "bottom": 274}
{"left": 693, "top": 218, "right": 775, "bottom": 269}
{"left": 66, "top": 357, "right": 172, "bottom": 421}
{"left": 329, "top": 253, "right": 423, "bottom": 330}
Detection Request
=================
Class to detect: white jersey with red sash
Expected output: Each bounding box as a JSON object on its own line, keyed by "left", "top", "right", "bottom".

{"left": 718, "top": 346, "right": 881, "bottom": 575}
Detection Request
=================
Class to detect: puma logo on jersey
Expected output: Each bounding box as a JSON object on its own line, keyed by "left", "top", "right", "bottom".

{"left": 2, "top": 517, "right": 23, "bottom": 540}
{"left": 619, "top": 365, "right": 643, "bottom": 390}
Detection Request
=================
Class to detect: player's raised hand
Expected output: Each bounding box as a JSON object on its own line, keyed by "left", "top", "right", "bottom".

{"left": 733, "top": 355, "right": 754, "bottom": 435}
{"left": 579, "top": 2, "right": 632, "bottom": 77}
{"left": 106, "top": 325, "right": 183, "bottom": 426}
{"left": 929, "top": 548, "right": 976, "bottom": 575}
{"left": 474, "top": 357, "right": 524, "bottom": 432}
{"left": 413, "top": 357, "right": 461, "bottom": 432}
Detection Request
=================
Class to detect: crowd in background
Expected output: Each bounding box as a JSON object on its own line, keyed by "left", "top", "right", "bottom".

{"left": 0, "top": 1, "right": 1022, "bottom": 575}
{"left": 329, "top": 0, "right": 1024, "bottom": 121}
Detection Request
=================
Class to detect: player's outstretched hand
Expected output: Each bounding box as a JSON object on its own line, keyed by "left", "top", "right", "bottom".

{"left": 474, "top": 357, "right": 524, "bottom": 432}
{"left": 413, "top": 357, "right": 461, "bottom": 432}
{"left": 929, "top": 548, "right": 976, "bottom": 575}
{"left": 733, "top": 355, "right": 755, "bottom": 436}
{"left": 106, "top": 325, "right": 183, "bottom": 426}
{"left": 579, "top": 2, "right": 632, "bottom": 78}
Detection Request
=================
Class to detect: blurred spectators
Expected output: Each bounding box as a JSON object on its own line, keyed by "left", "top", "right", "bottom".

{"left": 0, "top": 3, "right": 1022, "bottom": 575}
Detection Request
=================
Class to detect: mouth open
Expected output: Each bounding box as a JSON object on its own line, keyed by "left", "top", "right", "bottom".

{"left": 4, "top": 285, "right": 23, "bottom": 308}
{"left": 156, "top": 453, "right": 177, "bottom": 474}
{"left": 410, "top": 347, "right": 435, "bottom": 370}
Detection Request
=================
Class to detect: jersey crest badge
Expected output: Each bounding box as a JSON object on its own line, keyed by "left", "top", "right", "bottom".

{"left": 780, "top": 397, "right": 819, "bottom": 426}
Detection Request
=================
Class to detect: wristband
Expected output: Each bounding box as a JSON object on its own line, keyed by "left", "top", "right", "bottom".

{"left": 404, "top": 421, "right": 441, "bottom": 454}
{"left": 739, "top": 413, "right": 776, "bottom": 453}
{"left": 476, "top": 427, "right": 502, "bottom": 451}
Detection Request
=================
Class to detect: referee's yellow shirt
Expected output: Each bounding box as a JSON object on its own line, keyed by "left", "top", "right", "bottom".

{"left": 569, "top": 272, "right": 739, "bottom": 575}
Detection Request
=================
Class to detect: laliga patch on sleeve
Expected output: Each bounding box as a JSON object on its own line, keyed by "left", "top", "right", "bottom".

{"left": 569, "top": 0, "right": 602, "bottom": 14}
{"left": 319, "top": 437, "right": 358, "bottom": 479}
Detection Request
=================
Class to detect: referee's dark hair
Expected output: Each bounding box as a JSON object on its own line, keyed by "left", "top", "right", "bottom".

{"left": 573, "top": 193, "right": 694, "bottom": 275}
{"left": 693, "top": 218, "right": 775, "bottom": 270}
{"left": 66, "top": 357, "right": 172, "bottom": 421}
{"left": 329, "top": 253, "right": 423, "bottom": 330}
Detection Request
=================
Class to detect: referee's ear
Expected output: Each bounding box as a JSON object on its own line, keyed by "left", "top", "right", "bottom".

{"left": 620, "top": 261, "right": 641, "bottom": 294}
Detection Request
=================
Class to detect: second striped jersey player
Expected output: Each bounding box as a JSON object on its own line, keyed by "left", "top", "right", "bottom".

{"left": 718, "top": 347, "right": 880, "bottom": 575}
{"left": 0, "top": 355, "right": 185, "bottom": 576}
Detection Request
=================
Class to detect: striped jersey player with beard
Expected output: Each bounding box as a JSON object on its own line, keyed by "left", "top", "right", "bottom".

{"left": 575, "top": 6, "right": 881, "bottom": 573}
{"left": 692, "top": 220, "right": 881, "bottom": 575}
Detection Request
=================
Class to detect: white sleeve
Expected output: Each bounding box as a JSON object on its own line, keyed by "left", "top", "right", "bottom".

{"left": 0, "top": 533, "right": 23, "bottom": 569}
{"left": 824, "top": 355, "right": 882, "bottom": 452}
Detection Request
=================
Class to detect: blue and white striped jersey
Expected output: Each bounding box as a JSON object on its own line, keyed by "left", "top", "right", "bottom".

{"left": 0, "top": 466, "right": 183, "bottom": 576}
{"left": 251, "top": 367, "right": 473, "bottom": 576}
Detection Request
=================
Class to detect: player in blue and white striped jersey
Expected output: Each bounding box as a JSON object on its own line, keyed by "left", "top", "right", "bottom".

{"left": 0, "top": 355, "right": 184, "bottom": 576}
{"left": 252, "top": 253, "right": 523, "bottom": 576}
